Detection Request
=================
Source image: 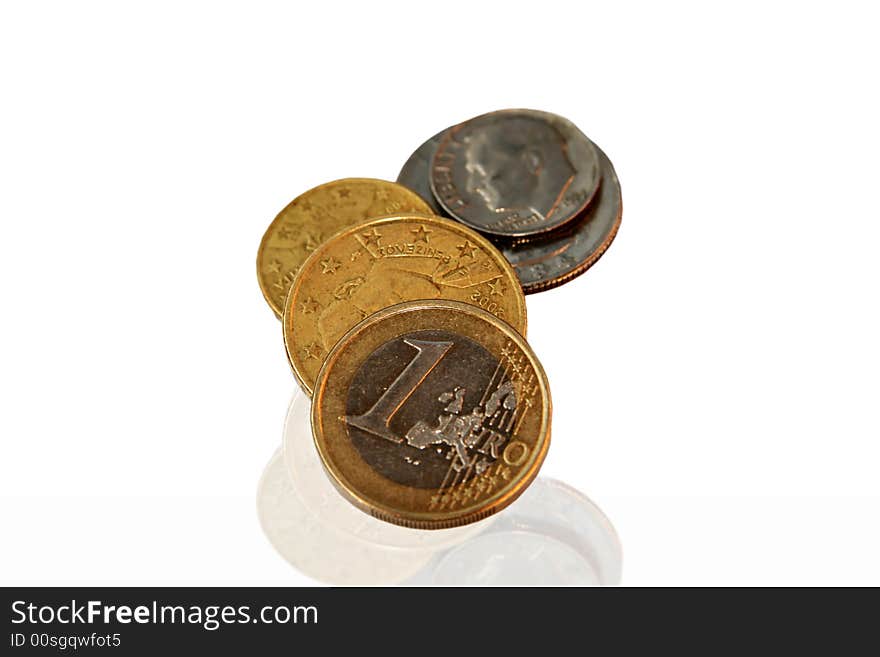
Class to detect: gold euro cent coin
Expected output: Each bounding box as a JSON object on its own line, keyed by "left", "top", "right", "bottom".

{"left": 257, "top": 178, "right": 432, "bottom": 318}
{"left": 283, "top": 214, "right": 527, "bottom": 395}
{"left": 311, "top": 299, "right": 551, "bottom": 529}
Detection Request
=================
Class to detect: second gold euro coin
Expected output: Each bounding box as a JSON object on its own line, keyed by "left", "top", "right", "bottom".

{"left": 283, "top": 214, "right": 527, "bottom": 395}
{"left": 257, "top": 178, "right": 432, "bottom": 318}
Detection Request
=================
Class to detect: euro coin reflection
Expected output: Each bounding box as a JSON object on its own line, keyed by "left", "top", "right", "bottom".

{"left": 257, "top": 450, "right": 434, "bottom": 585}
{"left": 257, "top": 391, "right": 622, "bottom": 585}
{"left": 282, "top": 389, "right": 489, "bottom": 550}
{"left": 408, "top": 479, "right": 622, "bottom": 585}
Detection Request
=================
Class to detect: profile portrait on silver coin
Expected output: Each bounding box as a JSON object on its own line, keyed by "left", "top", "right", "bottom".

{"left": 462, "top": 116, "right": 575, "bottom": 219}
{"left": 430, "top": 109, "right": 600, "bottom": 238}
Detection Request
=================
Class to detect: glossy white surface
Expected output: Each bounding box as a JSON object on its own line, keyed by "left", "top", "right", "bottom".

{"left": 2, "top": 1, "right": 879, "bottom": 585}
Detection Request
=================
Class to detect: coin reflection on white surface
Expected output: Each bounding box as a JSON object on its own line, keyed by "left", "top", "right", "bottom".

{"left": 259, "top": 391, "right": 622, "bottom": 585}
{"left": 257, "top": 450, "right": 434, "bottom": 585}
{"left": 421, "top": 479, "right": 622, "bottom": 585}
{"left": 282, "top": 389, "right": 490, "bottom": 550}
{"left": 431, "top": 531, "right": 599, "bottom": 585}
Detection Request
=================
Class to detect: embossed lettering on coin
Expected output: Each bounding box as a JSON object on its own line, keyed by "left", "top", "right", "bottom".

{"left": 397, "top": 129, "right": 449, "bottom": 216}
{"left": 400, "top": 129, "right": 622, "bottom": 294}
{"left": 256, "top": 178, "right": 432, "bottom": 318}
{"left": 497, "top": 144, "right": 622, "bottom": 293}
{"left": 283, "top": 215, "right": 527, "bottom": 395}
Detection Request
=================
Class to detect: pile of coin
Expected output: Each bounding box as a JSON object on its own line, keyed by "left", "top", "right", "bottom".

{"left": 256, "top": 109, "right": 621, "bottom": 529}
{"left": 398, "top": 109, "right": 622, "bottom": 293}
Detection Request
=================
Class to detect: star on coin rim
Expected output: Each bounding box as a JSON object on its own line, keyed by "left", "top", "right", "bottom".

{"left": 256, "top": 177, "right": 433, "bottom": 318}
{"left": 310, "top": 299, "right": 551, "bottom": 530}
{"left": 282, "top": 214, "right": 528, "bottom": 396}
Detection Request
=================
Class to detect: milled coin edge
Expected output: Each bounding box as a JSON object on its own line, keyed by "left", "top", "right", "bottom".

{"left": 310, "top": 299, "right": 550, "bottom": 529}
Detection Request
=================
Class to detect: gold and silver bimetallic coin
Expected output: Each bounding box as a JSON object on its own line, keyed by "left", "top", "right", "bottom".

{"left": 311, "top": 300, "right": 551, "bottom": 529}
{"left": 283, "top": 214, "right": 527, "bottom": 395}
{"left": 257, "top": 178, "right": 432, "bottom": 318}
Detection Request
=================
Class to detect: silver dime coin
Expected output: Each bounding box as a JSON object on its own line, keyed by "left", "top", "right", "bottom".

{"left": 429, "top": 109, "right": 601, "bottom": 238}
{"left": 396, "top": 129, "right": 449, "bottom": 216}
{"left": 400, "top": 131, "right": 622, "bottom": 294}
{"left": 498, "top": 142, "right": 622, "bottom": 294}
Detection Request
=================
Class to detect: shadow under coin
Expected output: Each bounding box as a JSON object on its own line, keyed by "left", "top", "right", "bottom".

{"left": 256, "top": 391, "right": 622, "bottom": 585}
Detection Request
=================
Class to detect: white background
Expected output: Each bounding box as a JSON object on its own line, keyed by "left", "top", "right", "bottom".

{"left": 1, "top": 1, "right": 878, "bottom": 586}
